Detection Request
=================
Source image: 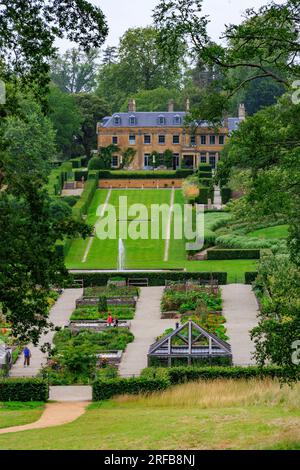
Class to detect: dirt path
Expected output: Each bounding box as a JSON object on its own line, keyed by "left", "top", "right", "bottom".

{"left": 0, "top": 402, "right": 89, "bottom": 435}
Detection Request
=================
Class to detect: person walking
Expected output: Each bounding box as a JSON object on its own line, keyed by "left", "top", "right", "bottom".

{"left": 107, "top": 314, "right": 113, "bottom": 327}
{"left": 23, "top": 346, "right": 31, "bottom": 367}
{"left": 113, "top": 318, "right": 119, "bottom": 328}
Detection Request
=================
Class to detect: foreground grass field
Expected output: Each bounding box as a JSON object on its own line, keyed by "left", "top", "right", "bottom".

{"left": 0, "top": 402, "right": 44, "bottom": 429}
{"left": 65, "top": 189, "right": 256, "bottom": 281}
{"left": 0, "top": 380, "right": 299, "bottom": 450}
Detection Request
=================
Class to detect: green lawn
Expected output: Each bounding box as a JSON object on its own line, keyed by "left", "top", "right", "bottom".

{"left": 65, "top": 189, "right": 256, "bottom": 282}
{"left": 0, "top": 402, "right": 44, "bottom": 429}
{"left": 246, "top": 225, "right": 289, "bottom": 239}
{"left": 0, "top": 380, "right": 298, "bottom": 450}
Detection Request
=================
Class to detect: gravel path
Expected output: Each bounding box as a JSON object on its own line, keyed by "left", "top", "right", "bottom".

{"left": 119, "top": 287, "right": 175, "bottom": 377}
{"left": 0, "top": 402, "right": 88, "bottom": 435}
{"left": 221, "top": 284, "right": 259, "bottom": 365}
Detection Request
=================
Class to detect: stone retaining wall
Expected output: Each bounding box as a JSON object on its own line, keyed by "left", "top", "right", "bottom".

{"left": 99, "top": 179, "right": 183, "bottom": 189}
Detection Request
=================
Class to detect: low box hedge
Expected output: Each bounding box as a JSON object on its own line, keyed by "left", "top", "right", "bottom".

{"left": 207, "top": 249, "right": 261, "bottom": 260}
{"left": 73, "top": 271, "right": 228, "bottom": 287}
{"left": 0, "top": 378, "right": 49, "bottom": 402}
{"left": 93, "top": 377, "right": 170, "bottom": 401}
{"left": 198, "top": 164, "right": 212, "bottom": 172}
{"left": 245, "top": 272, "right": 259, "bottom": 284}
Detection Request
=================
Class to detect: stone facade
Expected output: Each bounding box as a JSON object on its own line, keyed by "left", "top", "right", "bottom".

{"left": 96, "top": 101, "right": 245, "bottom": 171}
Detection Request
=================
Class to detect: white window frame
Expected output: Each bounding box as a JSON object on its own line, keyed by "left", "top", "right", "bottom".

{"left": 144, "top": 135, "right": 151, "bottom": 145}
{"left": 111, "top": 155, "right": 119, "bottom": 168}
{"left": 129, "top": 135, "right": 136, "bottom": 145}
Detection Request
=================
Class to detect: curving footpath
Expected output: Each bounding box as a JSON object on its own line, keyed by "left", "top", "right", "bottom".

{"left": 0, "top": 402, "right": 89, "bottom": 435}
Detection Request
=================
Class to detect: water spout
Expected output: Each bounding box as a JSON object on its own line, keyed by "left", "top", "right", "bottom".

{"left": 118, "top": 239, "right": 125, "bottom": 271}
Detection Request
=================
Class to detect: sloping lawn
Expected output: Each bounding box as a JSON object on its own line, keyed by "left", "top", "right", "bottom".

{"left": 0, "top": 402, "right": 44, "bottom": 429}
{"left": 246, "top": 225, "right": 289, "bottom": 239}
{"left": 0, "top": 380, "right": 299, "bottom": 450}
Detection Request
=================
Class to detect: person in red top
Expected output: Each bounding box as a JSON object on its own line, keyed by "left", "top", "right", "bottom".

{"left": 107, "top": 314, "right": 113, "bottom": 327}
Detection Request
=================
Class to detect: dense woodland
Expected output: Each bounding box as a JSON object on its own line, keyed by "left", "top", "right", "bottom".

{"left": 0, "top": 0, "right": 299, "bottom": 381}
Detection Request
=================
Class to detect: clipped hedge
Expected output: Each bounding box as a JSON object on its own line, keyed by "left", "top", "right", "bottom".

{"left": 198, "top": 164, "right": 212, "bottom": 172}
{"left": 73, "top": 271, "right": 228, "bottom": 287}
{"left": 221, "top": 187, "right": 232, "bottom": 204}
{"left": 93, "top": 377, "right": 170, "bottom": 401}
{"left": 88, "top": 170, "right": 100, "bottom": 180}
{"left": 198, "top": 178, "right": 213, "bottom": 187}
{"left": 46, "top": 161, "right": 72, "bottom": 196}
{"left": 195, "top": 187, "right": 214, "bottom": 205}
{"left": 245, "top": 272, "right": 259, "bottom": 284}
{"left": 0, "top": 379, "right": 49, "bottom": 402}
{"left": 166, "top": 366, "right": 284, "bottom": 384}
{"left": 207, "top": 249, "right": 261, "bottom": 260}
{"left": 70, "top": 156, "right": 87, "bottom": 169}
{"left": 198, "top": 172, "right": 212, "bottom": 179}
{"left": 142, "top": 366, "right": 284, "bottom": 385}
{"left": 72, "top": 178, "right": 97, "bottom": 219}
{"left": 97, "top": 170, "right": 194, "bottom": 180}
{"left": 74, "top": 169, "right": 88, "bottom": 181}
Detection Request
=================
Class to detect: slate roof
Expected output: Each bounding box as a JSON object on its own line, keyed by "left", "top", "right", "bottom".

{"left": 100, "top": 112, "right": 243, "bottom": 132}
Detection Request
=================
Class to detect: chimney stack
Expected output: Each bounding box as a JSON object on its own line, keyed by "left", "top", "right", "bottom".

{"left": 238, "top": 103, "right": 246, "bottom": 121}
{"left": 128, "top": 99, "right": 136, "bottom": 113}
{"left": 186, "top": 98, "right": 190, "bottom": 112}
{"left": 168, "top": 99, "right": 174, "bottom": 112}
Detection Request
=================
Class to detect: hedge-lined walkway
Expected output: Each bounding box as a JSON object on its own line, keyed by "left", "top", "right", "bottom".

{"left": 221, "top": 284, "right": 259, "bottom": 366}
{"left": 10, "top": 289, "right": 83, "bottom": 378}
{"left": 119, "top": 287, "right": 175, "bottom": 377}
{"left": 0, "top": 402, "right": 88, "bottom": 435}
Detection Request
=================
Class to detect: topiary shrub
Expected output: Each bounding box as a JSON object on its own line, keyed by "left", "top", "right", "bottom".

{"left": 98, "top": 296, "right": 108, "bottom": 312}
{"left": 93, "top": 377, "right": 170, "bottom": 401}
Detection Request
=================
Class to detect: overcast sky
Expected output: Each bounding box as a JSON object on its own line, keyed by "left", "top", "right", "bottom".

{"left": 56, "top": 0, "right": 285, "bottom": 51}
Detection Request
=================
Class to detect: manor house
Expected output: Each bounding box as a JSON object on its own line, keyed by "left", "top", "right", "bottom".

{"left": 97, "top": 100, "right": 245, "bottom": 170}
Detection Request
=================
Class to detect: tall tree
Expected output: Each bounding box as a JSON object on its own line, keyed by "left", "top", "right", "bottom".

{"left": 96, "top": 27, "right": 186, "bottom": 112}
{"left": 74, "top": 94, "right": 111, "bottom": 157}
{"left": 47, "top": 84, "right": 82, "bottom": 159}
{"left": 154, "top": 0, "right": 299, "bottom": 118}
{"left": 0, "top": 93, "right": 90, "bottom": 342}
{"left": 102, "top": 46, "right": 118, "bottom": 66}
{"left": 0, "top": 0, "right": 108, "bottom": 101}
{"left": 50, "top": 48, "right": 100, "bottom": 94}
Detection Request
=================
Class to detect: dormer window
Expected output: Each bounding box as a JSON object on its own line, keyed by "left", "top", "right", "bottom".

{"left": 173, "top": 115, "right": 182, "bottom": 125}
{"left": 129, "top": 115, "right": 137, "bottom": 125}
{"left": 158, "top": 115, "right": 166, "bottom": 125}
{"left": 114, "top": 115, "right": 121, "bottom": 125}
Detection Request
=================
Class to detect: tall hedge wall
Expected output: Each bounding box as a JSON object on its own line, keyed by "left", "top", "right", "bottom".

{"left": 71, "top": 271, "right": 228, "bottom": 286}
{"left": 72, "top": 179, "right": 98, "bottom": 219}
{"left": 0, "top": 379, "right": 49, "bottom": 402}
{"left": 207, "top": 249, "right": 261, "bottom": 260}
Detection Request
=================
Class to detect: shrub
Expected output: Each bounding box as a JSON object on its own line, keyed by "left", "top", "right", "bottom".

{"left": 221, "top": 187, "right": 232, "bottom": 204}
{"left": 88, "top": 156, "right": 108, "bottom": 170}
{"left": 98, "top": 296, "right": 108, "bottom": 313}
{"left": 207, "top": 249, "right": 261, "bottom": 260}
{"left": 215, "top": 234, "right": 287, "bottom": 252}
{"left": 70, "top": 157, "right": 87, "bottom": 169}
{"left": 0, "top": 379, "right": 49, "bottom": 402}
{"left": 166, "top": 366, "right": 284, "bottom": 384}
{"left": 93, "top": 377, "right": 170, "bottom": 401}
{"left": 245, "top": 272, "right": 259, "bottom": 284}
